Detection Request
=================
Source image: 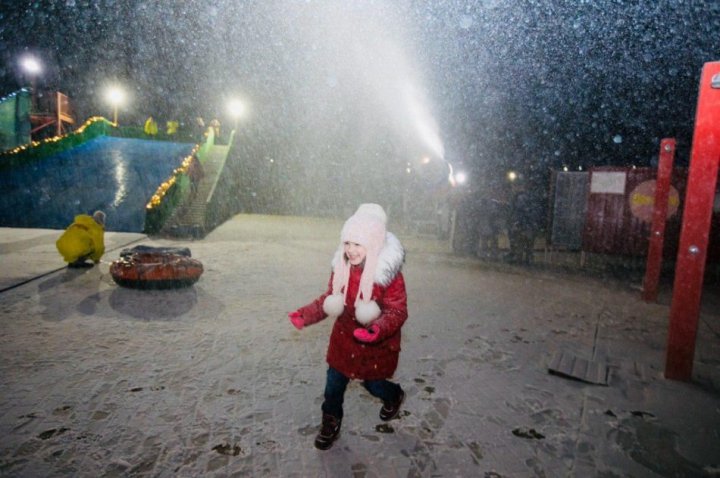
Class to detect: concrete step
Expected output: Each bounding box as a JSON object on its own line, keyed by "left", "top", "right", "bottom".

{"left": 159, "top": 144, "right": 231, "bottom": 236}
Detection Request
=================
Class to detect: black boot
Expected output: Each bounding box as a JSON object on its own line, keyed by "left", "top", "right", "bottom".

{"left": 314, "top": 413, "right": 341, "bottom": 450}
{"left": 380, "top": 389, "right": 405, "bottom": 421}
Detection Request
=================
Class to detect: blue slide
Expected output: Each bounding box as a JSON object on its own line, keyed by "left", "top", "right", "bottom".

{"left": 0, "top": 136, "right": 194, "bottom": 232}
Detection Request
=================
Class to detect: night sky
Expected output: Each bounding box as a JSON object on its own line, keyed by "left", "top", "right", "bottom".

{"left": 1, "top": 0, "right": 719, "bottom": 198}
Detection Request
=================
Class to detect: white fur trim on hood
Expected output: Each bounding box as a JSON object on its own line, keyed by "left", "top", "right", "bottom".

{"left": 330, "top": 231, "right": 405, "bottom": 287}
{"left": 324, "top": 231, "right": 405, "bottom": 324}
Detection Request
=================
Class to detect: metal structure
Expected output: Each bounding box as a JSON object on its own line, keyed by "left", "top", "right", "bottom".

{"left": 30, "top": 91, "right": 75, "bottom": 138}
{"left": 666, "top": 61, "right": 720, "bottom": 381}
{"left": 642, "top": 138, "right": 676, "bottom": 302}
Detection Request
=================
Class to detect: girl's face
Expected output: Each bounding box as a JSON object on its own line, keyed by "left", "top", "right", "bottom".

{"left": 344, "top": 241, "right": 367, "bottom": 266}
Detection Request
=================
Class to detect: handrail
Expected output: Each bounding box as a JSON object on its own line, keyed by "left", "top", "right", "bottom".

{"left": 205, "top": 129, "right": 236, "bottom": 205}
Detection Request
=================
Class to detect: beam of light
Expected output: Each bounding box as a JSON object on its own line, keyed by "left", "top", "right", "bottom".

{"left": 402, "top": 81, "right": 445, "bottom": 160}
{"left": 111, "top": 150, "right": 127, "bottom": 208}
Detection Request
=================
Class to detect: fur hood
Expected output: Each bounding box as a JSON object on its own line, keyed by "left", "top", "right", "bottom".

{"left": 331, "top": 231, "right": 405, "bottom": 286}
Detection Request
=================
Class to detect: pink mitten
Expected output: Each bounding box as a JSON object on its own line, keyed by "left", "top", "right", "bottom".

{"left": 288, "top": 311, "right": 304, "bottom": 330}
{"left": 353, "top": 325, "right": 380, "bottom": 343}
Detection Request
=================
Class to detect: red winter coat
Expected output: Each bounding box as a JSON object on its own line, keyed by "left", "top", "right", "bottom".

{"left": 298, "top": 236, "right": 408, "bottom": 380}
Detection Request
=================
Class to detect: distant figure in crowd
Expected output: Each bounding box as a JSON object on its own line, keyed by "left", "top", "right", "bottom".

{"left": 477, "top": 195, "right": 503, "bottom": 259}
{"left": 144, "top": 116, "right": 158, "bottom": 137}
{"left": 166, "top": 120, "right": 179, "bottom": 136}
{"left": 288, "top": 204, "right": 408, "bottom": 450}
{"left": 209, "top": 118, "right": 221, "bottom": 141}
{"left": 186, "top": 155, "right": 204, "bottom": 197}
{"left": 507, "top": 185, "right": 540, "bottom": 264}
{"left": 195, "top": 117, "right": 206, "bottom": 141}
{"left": 56, "top": 211, "right": 106, "bottom": 268}
{"left": 449, "top": 189, "right": 482, "bottom": 256}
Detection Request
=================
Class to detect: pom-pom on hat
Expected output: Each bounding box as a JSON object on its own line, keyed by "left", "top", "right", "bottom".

{"left": 323, "top": 203, "right": 387, "bottom": 325}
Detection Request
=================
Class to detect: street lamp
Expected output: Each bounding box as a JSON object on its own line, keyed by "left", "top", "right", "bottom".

{"left": 20, "top": 54, "right": 42, "bottom": 111}
{"left": 447, "top": 162, "right": 467, "bottom": 187}
{"left": 105, "top": 86, "right": 125, "bottom": 126}
{"left": 20, "top": 55, "right": 42, "bottom": 76}
{"left": 227, "top": 98, "right": 246, "bottom": 131}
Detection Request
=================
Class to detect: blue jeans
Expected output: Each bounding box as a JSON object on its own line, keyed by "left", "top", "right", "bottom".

{"left": 321, "top": 367, "right": 403, "bottom": 419}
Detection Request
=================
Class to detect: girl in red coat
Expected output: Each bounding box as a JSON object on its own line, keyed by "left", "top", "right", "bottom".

{"left": 289, "top": 203, "right": 408, "bottom": 450}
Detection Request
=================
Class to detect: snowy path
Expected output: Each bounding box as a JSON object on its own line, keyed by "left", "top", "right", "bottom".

{"left": 0, "top": 214, "right": 718, "bottom": 477}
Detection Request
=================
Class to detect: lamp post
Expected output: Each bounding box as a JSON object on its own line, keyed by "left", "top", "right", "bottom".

{"left": 227, "top": 98, "right": 246, "bottom": 132}
{"left": 20, "top": 55, "right": 42, "bottom": 111}
{"left": 105, "top": 86, "right": 125, "bottom": 126}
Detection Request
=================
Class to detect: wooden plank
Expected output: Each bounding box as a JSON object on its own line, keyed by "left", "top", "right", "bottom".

{"left": 548, "top": 350, "right": 608, "bottom": 385}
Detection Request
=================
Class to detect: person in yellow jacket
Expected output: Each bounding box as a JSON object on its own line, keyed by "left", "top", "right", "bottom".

{"left": 166, "top": 120, "right": 179, "bottom": 136}
{"left": 56, "top": 211, "right": 106, "bottom": 268}
{"left": 144, "top": 116, "right": 158, "bottom": 137}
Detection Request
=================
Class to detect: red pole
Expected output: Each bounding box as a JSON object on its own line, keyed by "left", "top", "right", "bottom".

{"left": 642, "top": 138, "right": 676, "bottom": 302}
{"left": 665, "top": 61, "right": 720, "bottom": 381}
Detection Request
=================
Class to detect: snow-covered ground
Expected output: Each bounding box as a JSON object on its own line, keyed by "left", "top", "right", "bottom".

{"left": 0, "top": 214, "right": 718, "bottom": 477}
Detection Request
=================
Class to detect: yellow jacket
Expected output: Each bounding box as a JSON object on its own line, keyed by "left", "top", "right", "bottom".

{"left": 56, "top": 214, "right": 105, "bottom": 263}
{"left": 144, "top": 117, "right": 158, "bottom": 136}
{"left": 166, "top": 120, "right": 179, "bottom": 135}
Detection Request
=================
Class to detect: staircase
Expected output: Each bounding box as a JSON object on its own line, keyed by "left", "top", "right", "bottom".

{"left": 161, "top": 144, "right": 230, "bottom": 238}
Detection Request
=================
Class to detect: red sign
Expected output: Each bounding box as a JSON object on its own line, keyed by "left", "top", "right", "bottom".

{"left": 629, "top": 180, "right": 680, "bottom": 223}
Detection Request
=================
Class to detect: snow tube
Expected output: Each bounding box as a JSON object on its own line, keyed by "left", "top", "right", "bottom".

{"left": 119, "top": 245, "right": 191, "bottom": 258}
{"left": 110, "top": 246, "right": 203, "bottom": 289}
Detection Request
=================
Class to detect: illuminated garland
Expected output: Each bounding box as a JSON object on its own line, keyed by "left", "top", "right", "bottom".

{"left": 0, "top": 87, "right": 30, "bottom": 103}
{"left": 146, "top": 144, "right": 201, "bottom": 210}
{"left": 0, "top": 110, "right": 197, "bottom": 214}
{"left": 1, "top": 116, "right": 111, "bottom": 156}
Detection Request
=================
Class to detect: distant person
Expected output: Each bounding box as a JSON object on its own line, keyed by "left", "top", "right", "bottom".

{"left": 450, "top": 189, "right": 481, "bottom": 256}
{"left": 144, "top": 116, "right": 158, "bottom": 137}
{"left": 478, "top": 196, "right": 502, "bottom": 259}
{"left": 209, "top": 118, "right": 221, "bottom": 142}
{"left": 195, "top": 117, "right": 206, "bottom": 142}
{"left": 56, "top": 211, "right": 106, "bottom": 268}
{"left": 507, "top": 185, "right": 539, "bottom": 264}
{"left": 166, "top": 120, "right": 179, "bottom": 136}
{"left": 288, "top": 204, "right": 408, "bottom": 450}
{"left": 186, "top": 155, "right": 204, "bottom": 197}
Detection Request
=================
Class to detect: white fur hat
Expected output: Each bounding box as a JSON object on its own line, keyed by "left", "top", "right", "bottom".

{"left": 323, "top": 203, "right": 387, "bottom": 325}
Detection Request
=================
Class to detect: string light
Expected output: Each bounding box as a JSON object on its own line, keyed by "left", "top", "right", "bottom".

{"left": 0, "top": 116, "right": 111, "bottom": 157}
{"left": 145, "top": 144, "right": 202, "bottom": 210}
{"left": 0, "top": 111, "right": 199, "bottom": 214}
